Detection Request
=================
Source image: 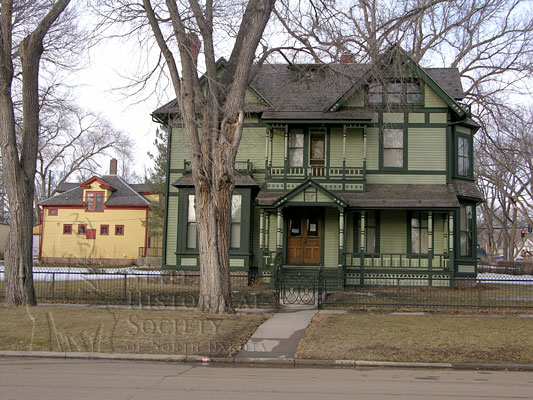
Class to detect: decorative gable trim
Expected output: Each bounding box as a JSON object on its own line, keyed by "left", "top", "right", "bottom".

{"left": 272, "top": 179, "right": 348, "bottom": 208}
{"left": 327, "top": 45, "right": 468, "bottom": 118}
{"left": 79, "top": 176, "right": 116, "bottom": 191}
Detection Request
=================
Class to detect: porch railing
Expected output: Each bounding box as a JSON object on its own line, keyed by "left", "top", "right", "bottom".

{"left": 267, "top": 165, "right": 365, "bottom": 180}
{"left": 345, "top": 253, "right": 450, "bottom": 270}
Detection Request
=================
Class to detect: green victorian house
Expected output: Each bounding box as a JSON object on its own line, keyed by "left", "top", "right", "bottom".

{"left": 153, "top": 47, "right": 482, "bottom": 288}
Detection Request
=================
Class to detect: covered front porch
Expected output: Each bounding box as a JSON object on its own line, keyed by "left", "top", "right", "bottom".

{"left": 256, "top": 182, "right": 459, "bottom": 288}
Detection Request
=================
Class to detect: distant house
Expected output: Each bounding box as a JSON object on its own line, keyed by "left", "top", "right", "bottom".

{"left": 37, "top": 159, "right": 159, "bottom": 265}
{"left": 0, "top": 222, "right": 8, "bottom": 259}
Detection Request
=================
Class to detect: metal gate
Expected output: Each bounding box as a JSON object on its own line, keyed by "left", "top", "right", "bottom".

{"left": 279, "top": 272, "right": 317, "bottom": 305}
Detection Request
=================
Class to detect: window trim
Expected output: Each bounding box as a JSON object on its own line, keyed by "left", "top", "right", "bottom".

{"left": 100, "top": 225, "right": 109, "bottom": 235}
{"left": 63, "top": 224, "right": 72, "bottom": 235}
{"left": 353, "top": 211, "right": 380, "bottom": 254}
{"left": 459, "top": 204, "right": 474, "bottom": 258}
{"left": 408, "top": 212, "right": 430, "bottom": 255}
{"left": 86, "top": 191, "right": 105, "bottom": 212}
{"left": 48, "top": 208, "right": 58, "bottom": 216}
{"left": 78, "top": 224, "right": 86, "bottom": 235}
{"left": 115, "top": 225, "right": 124, "bottom": 236}
{"left": 367, "top": 80, "right": 423, "bottom": 106}
{"left": 380, "top": 126, "right": 407, "bottom": 171}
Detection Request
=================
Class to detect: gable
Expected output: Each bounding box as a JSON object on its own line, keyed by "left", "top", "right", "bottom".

{"left": 272, "top": 180, "right": 347, "bottom": 208}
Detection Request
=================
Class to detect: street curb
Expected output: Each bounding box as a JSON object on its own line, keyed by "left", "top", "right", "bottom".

{"left": 1, "top": 351, "right": 533, "bottom": 371}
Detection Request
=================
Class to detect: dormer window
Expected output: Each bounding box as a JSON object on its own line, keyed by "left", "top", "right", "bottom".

{"left": 86, "top": 191, "right": 104, "bottom": 212}
{"left": 368, "top": 80, "right": 422, "bottom": 105}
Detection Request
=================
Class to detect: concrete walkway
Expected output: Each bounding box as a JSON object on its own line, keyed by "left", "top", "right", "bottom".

{"left": 236, "top": 306, "right": 318, "bottom": 359}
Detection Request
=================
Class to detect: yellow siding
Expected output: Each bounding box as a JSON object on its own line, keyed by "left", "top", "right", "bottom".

{"left": 367, "top": 174, "right": 446, "bottom": 184}
{"left": 425, "top": 85, "right": 447, "bottom": 107}
{"left": 142, "top": 194, "right": 160, "bottom": 203}
{"left": 383, "top": 113, "right": 404, "bottom": 123}
{"left": 41, "top": 207, "right": 147, "bottom": 262}
{"left": 366, "top": 127, "right": 379, "bottom": 170}
{"left": 324, "top": 208, "right": 339, "bottom": 266}
{"left": 380, "top": 211, "right": 407, "bottom": 253}
{"left": 408, "top": 127, "right": 446, "bottom": 171}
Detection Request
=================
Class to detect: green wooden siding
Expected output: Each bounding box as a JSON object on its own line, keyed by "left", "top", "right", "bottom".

{"left": 367, "top": 174, "right": 446, "bottom": 184}
{"left": 329, "top": 128, "right": 343, "bottom": 167}
{"left": 271, "top": 131, "right": 285, "bottom": 166}
{"left": 324, "top": 208, "right": 339, "bottom": 266}
{"left": 380, "top": 211, "right": 407, "bottom": 253}
{"left": 433, "top": 213, "right": 445, "bottom": 254}
{"left": 456, "top": 126, "right": 471, "bottom": 135}
{"left": 408, "top": 113, "right": 425, "bottom": 124}
{"left": 346, "top": 129, "right": 364, "bottom": 167}
{"left": 408, "top": 127, "right": 446, "bottom": 171}
{"left": 236, "top": 127, "right": 267, "bottom": 165}
{"left": 425, "top": 85, "right": 447, "bottom": 107}
{"left": 346, "top": 211, "right": 354, "bottom": 253}
{"left": 383, "top": 113, "right": 404, "bottom": 124}
{"left": 170, "top": 127, "right": 189, "bottom": 170}
{"left": 165, "top": 197, "right": 179, "bottom": 265}
{"left": 429, "top": 113, "right": 447, "bottom": 124}
{"left": 268, "top": 210, "right": 277, "bottom": 251}
{"left": 366, "top": 127, "right": 379, "bottom": 170}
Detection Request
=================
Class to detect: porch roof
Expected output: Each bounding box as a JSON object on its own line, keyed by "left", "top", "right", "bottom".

{"left": 257, "top": 184, "right": 460, "bottom": 208}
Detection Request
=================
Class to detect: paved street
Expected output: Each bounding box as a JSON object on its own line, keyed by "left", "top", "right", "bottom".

{"left": 1, "top": 357, "right": 532, "bottom": 399}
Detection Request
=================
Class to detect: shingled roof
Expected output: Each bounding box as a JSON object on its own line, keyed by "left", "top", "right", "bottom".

{"left": 152, "top": 61, "right": 465, "bottom": 121}
{"left": 41, "top": 175, "right": 152, "bottom": 207}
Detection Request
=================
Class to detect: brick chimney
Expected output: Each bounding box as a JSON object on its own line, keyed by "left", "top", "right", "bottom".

{"left": 340, "top": 53, "right": 355, "bottom": 63}
{"left": 185, "top": 33, "right": 201, "bottom": 67}
{"left": 109, "top": 158, "right": 118, "bottom": 175}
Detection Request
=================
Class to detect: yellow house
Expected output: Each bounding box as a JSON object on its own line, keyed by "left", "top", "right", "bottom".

{"left": 38, "top": 163, "right": 158, "bottom": 265}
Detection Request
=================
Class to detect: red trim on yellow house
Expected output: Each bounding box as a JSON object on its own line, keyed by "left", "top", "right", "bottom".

{"left": 144, "top": 208, "right": 149, "bottom": 257}
{"left": 79, "top": 176, "right": 116, "bottom": 191}
{"left": 42, "top": 204, "right": 85, "bottom": 209}
{"left": 104, "top": 205, "right": 150, "bottom": 209}
{"left": 85, "top": 191, "right": 105, "bottom": 212}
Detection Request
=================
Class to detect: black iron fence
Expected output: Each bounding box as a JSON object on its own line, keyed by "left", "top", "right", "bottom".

{"left": 1, "top": 268, "right": 532, "bottom": 311}
{"left": 319, "top": 276, "right": 533, "bottom": 310}
{"left": 0, "top": 269, "right": 276, "bottom": 309}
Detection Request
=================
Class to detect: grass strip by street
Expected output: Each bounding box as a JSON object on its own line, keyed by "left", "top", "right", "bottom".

{"left": 0, "top": 305, "right": 270, "bottom": 357}
{"left": 296, "top": 313, "right": 533, "bottom": 364}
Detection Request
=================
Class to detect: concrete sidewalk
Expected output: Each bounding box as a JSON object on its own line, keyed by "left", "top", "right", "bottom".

{"left": 236, "top": 306, "right": 318, "bottom": 359}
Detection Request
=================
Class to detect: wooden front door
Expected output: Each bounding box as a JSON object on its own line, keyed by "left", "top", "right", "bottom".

{"left": 287, "top": 210, "right": 321, "bottom": 264}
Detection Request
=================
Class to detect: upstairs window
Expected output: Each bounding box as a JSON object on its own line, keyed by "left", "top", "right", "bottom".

{"left": 78, "top": 224, "right": 86, "bottom": 235}
{"left": 115, "top": 225, "right": 124, "bottom": 236}
{"left": 289, "top": 130, "right": 304, "bottom": 167}
{"left": 457, "top": 135, "right": 471, "bottom": 176}
{"left": 63, "top": 224, "right": 72, "bottom": 234}
{"left": 48, "top": 208, "right": 58, "bottom": 216}
{"left": 382, "top": 128, "right": 404, "bottom": 168}
{"left": 411, "top": 212, "right": 428, "bottom": 254}
{"left": 368, "top": 80, "right": 422, "bottom": 105}
{"left": 100, "top": 225, "right": 109, "bottom": 235}
{"left": 86, "top": 191, "right": 104, "bottom": 212}
{"left": 187, "top": 194, "right": 197, "bottom": 249}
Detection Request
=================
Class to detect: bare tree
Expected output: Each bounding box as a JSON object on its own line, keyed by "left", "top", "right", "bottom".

{"left": 99, "top": 0, "right": 276, "bottom": 313}
{"left": 0, "top": 0, "right": 74, "bottom": 305}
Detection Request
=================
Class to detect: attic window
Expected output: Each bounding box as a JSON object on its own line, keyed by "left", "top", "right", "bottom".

{"left": 86, "top": 191, "right": 104, "bottom": 212}
{"left": 367, "top": 80, "right": 422, "bottom": 105}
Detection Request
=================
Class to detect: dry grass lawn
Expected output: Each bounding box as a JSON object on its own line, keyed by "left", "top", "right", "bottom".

{"left": 0, "top": 305, "right": 269, "bottom": 357}
{"left": 296, "top": 313, "right": 533, "bottom": 364}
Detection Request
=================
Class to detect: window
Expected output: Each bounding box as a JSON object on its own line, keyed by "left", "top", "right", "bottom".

{"left": 115, "top": 225, "right": 124, "bottom": 236}
{"left": 460, "top": 205, "right": 473, "bottom": 257}
{"left": 458, "top": 136, "right": 470, "bottom": 176}
{"left": 310, "top": 133, "right": 325, "bottom": 166}
{"left": 230, "top": 195, "right": 242, "bottom": 249}
{"left": 411, "top": 212, "right": 428, "bottom": 254}
{"left": 78, "top": 224, "right": 86, "bottom": 235}
{"left": 48, "top": 208, "right": 58, "bottom": 216}
{"left": 100, "top": 225, "right": 109, "bottom": 235}
{"left": 368, "top": 83, "right": 383, "bottom": 104}
{"left": 383, "top": 128, "right": 404, "bottom": 168}
{"left": 356, "top": 211, "right": 377, "bottom": 253}
{"left": 63, "top": 224, "right": 72, "bottom": 234}
{"left": 86, "top": 191, "right": 104, "bottom": 212}
{"left": 289, "top": 130, "right": 304, "bottom": 167}
{"left": 368, "top": 81, "right": 422, "bottom": 105}
{"left": 187, "top": 194, "right": 197, "bottom": 249}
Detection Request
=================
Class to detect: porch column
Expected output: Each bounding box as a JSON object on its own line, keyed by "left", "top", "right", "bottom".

{"left": 276, "top": 208, "right": 283, "bottom": 251}
{"left": 265, "top": 212, "right": 270, "bottom": 260}
{"left": 428, "top": 211, "right": 433, "bottom": 272}
{"left": 259, "top": 209, "right": 265, "bottom": 250}
{"left": 339, "top": 209, "right": 345, "bottom": 268}
{"left": 448, "top": 211, "right": 454, "bottom": 272}
{"left": 283, "top": 125, "right": 288, "bottom": 182}
{"left": 363, "top": 127, "right": 368, "bottom": 167}
{"left": 269, "top": 130, "right": 273, "bottom": 169}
